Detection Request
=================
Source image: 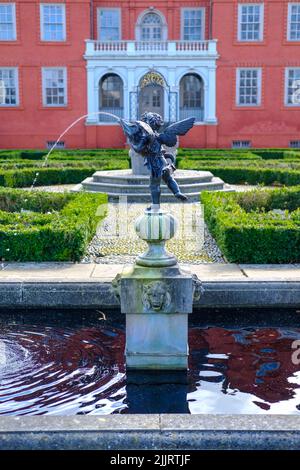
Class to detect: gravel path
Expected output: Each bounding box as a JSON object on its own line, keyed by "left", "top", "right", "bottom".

{"left": 22, "top": 184, "right": 76, "bottom": 192}
{"left": 19, "top": 182, "right": 277, "bottom": 264}
{"left": 82, "top": 202, "right": 224, "bottom": 264}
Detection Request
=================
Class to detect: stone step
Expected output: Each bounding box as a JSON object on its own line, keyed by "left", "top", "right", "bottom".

{"left": 92, "top": 169, "right": 214, "bottom": 185}
{"left": 81, "top": 177, "right": 226, "bottom": 195}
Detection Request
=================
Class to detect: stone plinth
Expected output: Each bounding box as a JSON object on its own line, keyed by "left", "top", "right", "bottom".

{"left": 129, "top": 148, "right": 149, "bottom": 176}
{"left": 117, "top": 263, "right": 194, "bottom": 369}
{"left": 113, "top": 209, "right": 202, "bottom": 370}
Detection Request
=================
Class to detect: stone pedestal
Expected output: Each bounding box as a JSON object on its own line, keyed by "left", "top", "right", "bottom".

{"left": 129, "top": 145, "right": 178, "bottom": 177}
{"left": 113, "top": 208, "right": 202, "bottom": 370}
{"left": 129, "top": 148, "right": 149, "bottom": 176}
{"left": 118, "top": 263, "right": 194, "bottom": 369}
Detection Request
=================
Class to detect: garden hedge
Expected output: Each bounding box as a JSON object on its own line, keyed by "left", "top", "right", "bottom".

{"left": 1, "top": 147, "right": 300, "bottom": 188}
{"left": 179, "top": 159, "right": 300, "bottom": 186}
{"left": 0, "top": 160, "right": 129, "bottom": 188}
{"left": 201, "top": 187, "right": 300, "bottom": 263}
{"left": 0, "top": 188, "right": 107, "bottom": 261}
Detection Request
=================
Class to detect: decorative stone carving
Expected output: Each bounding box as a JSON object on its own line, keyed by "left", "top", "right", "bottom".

{"left": 192, "top": 274, "right": 204, "bottom": 302}
{"left": 111, "top": 273, "right": 121, "bottom": 303}
{"left": 142, "top": 281, "right": 171, "bottom": 311}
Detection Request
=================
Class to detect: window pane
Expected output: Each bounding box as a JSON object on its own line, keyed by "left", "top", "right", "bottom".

{"left": 43, "top": 68, "right": 67, "bottom": 106}
{"left": 239, "top": 4, "right": 263, "bottom": 41}
{"left": 99, "top": 74, "right": 123, "bottom": 121}
{"left": 100, "top": 74, "right": 123, "bottom": 108}
{"left": 0, "top": 68, "right": 17, "bottom": 105}
{"left": 286, "top": 68, "right": 300, "bottom": 105}
{"left": 141, "top": 13, "right": 162, "bottom": 41}
{"left": 289, "top": 4, "right": 300, "bottom": 40}
{"left": 0, "top": 4, "right": 15, "bottom": 40}
{"left": 180, "top": 74, "right": 203, "bottom": 120}
{"left": 237, "top": 68, "right": 261, "bottom": 106}
{"left": 41, "top": 4, "right": 65, "bottom": 41}
{"left": 183, "top": 9, "right": 203, "bottom": 40}
{"left": 99, "top": 9, "right": 120, "bottom": 40}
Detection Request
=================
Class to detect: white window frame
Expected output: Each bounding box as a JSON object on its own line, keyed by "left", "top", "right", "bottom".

{"left": 0, "top": 3, "right": 16, "bottom": 41}
{"left": 42, "top": 67, "right": 67, "bottom": 107}
{"left": 285, "top": 67, "right": 300, "bottom": 106}
{"left": 238, "top": 3, "right": 264, "bottom": 42}
{"left": 287, "top": 3, "right": 300, "bottom": 41}
{"left": 97, "top": 8, "right": 121, "bottom": 41}
{"left": 181, "top": 8, "right": 205, "bottom": 41}
{"left": 236, "top": 68, "right": 262, "bottom": 106}
{"left": 40, "top": 3, "right": 66, "bottom": 42}
{"left": 0, "top": 67, "right": 19, "bottom": 106}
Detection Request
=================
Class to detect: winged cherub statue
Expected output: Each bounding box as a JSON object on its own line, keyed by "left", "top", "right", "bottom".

{"left": 120, "top": 112, "right": 195, "bottom": 207}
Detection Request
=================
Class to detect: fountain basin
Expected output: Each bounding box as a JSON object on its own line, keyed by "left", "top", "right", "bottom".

{"left": 0, "top": 308, "right": 300, "bottom": 451}
{"left": 76, "top": 169, "right": 231, "bottom": 202}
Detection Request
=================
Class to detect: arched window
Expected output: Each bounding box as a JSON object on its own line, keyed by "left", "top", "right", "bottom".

{"left": 136, "top": 10, "right": 168, "bottom": 42}
{"left": 99, "top": 73, "right": 123, "bottom": 122}
{"left": 180, "top": 73, "right": 204, "bottom": 121}
{"left": 141, "top": 13, "right": 162, "bottom": 41}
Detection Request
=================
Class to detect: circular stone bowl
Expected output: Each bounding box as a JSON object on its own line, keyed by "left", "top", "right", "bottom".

{"left": 135, "top": 210, "right": 178, "bottom": 242}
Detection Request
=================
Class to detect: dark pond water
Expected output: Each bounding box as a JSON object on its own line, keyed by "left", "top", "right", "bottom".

{"left": 0, "top": 310, "right": 300, "bottom": 415}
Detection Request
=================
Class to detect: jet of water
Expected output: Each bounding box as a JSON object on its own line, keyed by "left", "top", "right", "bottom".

{"left": 30, "top": 111, "right": 121, "bottom": 190}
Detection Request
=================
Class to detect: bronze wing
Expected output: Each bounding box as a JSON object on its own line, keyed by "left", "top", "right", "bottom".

{"left": 158, "top": 117, "right": 195, "bottom": 147}
{"left": 119, "top": 119, "right": 140, "bottom": 140}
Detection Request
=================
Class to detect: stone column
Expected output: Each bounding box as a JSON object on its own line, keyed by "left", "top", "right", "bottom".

{"left": 206, "top": 66, "right": 218, "bottom": 123}
{"left": 86, "top": 66, "right": 98, "bottom": 124}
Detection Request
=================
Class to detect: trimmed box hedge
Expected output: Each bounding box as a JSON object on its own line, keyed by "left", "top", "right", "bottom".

{"left": 201, "top": 187, "right": 300, "bottom": 263}
{"left": 179, "top": 159, "right": 300, "bottom": 186}
{"left": 0, "top": 149, "right": 129, "bottom": 160}
{"left": 0, "top": 160, "right": 129, "bottom": 188}
{"left": 0, "top": 150, "right": 130, "bottom": 187}
{"left": 0, "top": 188, "right": 107, "bottom": 261}
{"left": 1, "top": 147, "right": 300, "bottom": 188}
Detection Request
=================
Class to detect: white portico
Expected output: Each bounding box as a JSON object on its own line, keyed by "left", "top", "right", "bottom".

{"left": 84, "top": 39, "right": 219, "bottom": 125}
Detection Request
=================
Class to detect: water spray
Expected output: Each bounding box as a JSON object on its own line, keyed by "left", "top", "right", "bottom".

{"left": 30, "top": 111, "right": 121, "bottom": 190}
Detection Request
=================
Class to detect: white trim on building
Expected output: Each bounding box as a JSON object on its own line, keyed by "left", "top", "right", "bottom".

{"left": 84, "top": 41, "right": 218, "bottom": 124}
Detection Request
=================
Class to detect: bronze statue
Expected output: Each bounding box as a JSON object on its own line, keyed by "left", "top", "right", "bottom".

{"left": 120, "top": 112, "right": 195, "bottom": 207}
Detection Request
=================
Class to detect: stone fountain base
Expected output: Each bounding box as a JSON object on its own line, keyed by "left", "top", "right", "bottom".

{"left": 113, "top": 208, "right": 202, "bottom": 370}
{"left": 119, "top": 263, "right": 193, "bottom": 369}
{"left": 75, "top": 169, "right": 231, "bottom": 202}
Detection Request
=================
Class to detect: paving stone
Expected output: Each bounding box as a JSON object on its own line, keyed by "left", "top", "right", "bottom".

{"left": 0, "top": 262, "right": 95, "bottom": 279}
{"left": 92, "top": 264, "right": 124, "bottom": 279}
{"left": 188, "top": 263, "right": 245, "bottom": 280}
{"left": 241, "top": 264, "right": 300, "bottom": 280}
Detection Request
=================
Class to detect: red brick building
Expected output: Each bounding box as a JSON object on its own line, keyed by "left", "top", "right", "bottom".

{"left": 0, "top": 0, "right": 300, "bottom": 149}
